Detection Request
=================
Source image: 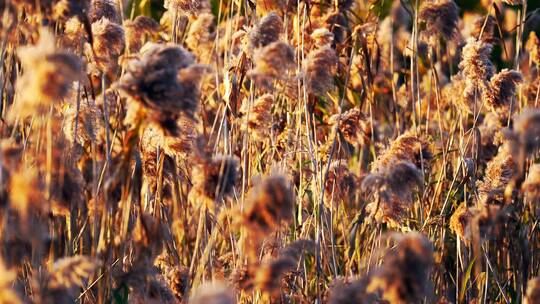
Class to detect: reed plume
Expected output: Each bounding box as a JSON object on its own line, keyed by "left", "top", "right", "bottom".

{"left": 485, "top": 69, "right": 523, "bottom": 119}
{"left": 419, "top": 0, "right": 459, "bottom": 42}
{"left": 248, "top": 13, "right": 283, "bottom": 51}
{"left": 117, "top": 43, "right": 207, "bottom": 135}
{"left": 366, "top": 232, "right": 434, "bottom": 304}
{"left": 11, "top": 29, "right": 82, "bottom": 120}
{"left": 304, "top": 46, "right": 338, "bottom": 96}
{"left": 362, "top": 161, "right": 424, "bottom": 227}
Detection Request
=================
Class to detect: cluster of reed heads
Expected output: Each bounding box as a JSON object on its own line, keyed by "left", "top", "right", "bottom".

{"left": 0, "top": 0, "right": 539, "bottom": 303}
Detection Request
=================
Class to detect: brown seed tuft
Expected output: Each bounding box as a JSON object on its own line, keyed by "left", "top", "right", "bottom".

{"left": 366, "top": 232, "right": 434, "bottom": 304}
{"left": 91, "top": 17, "right": 125, "bottom": 78}
{"left": 11, "top": 29, "right": 82, "bottom": 120}
{"left": 328, "top": 108, "right": 370, "bottom": 146}
{"left": 249, "top": 41, "right": 295, "bottom": 88}
{"left": 525, "top": 277, "right": 540, "bottom": 304}
{"left": 485, "top": 69, "right": 523, "bottom": 120}
{"left": 362, "top": 161, "right": 424, "bottom": 227}
{"left": 449, "top": 202, "right": 475, "bottom": 242}
{"left": 304, "top": 46, "right": 338, "bottom": 96}
{"left": 459, "top": 38, "right": 495, "bottom": 102}
{"left": 248, "top": 13, "right": 283, "bottom": 51}
{"left": 243, "top": 174, "right": 295, "bottom": 235}
{"left": 117, "top": 43, "right": 207, "bottom": 135}
{"left": 190, "top": 155, "right": 239, "bottom": 202}
{"left": 125, "top": 16, "right": 159, "bottom": 53}
{"left": 164, "top": 0, "right": 210, "bottom": 16}
{"left": 419, "top": 0, "right": 459, "bottom": 41}
{"left": 88, "top": 0, "right": 120, "bottom": 23}
{"left": 240, "top": 94, "right": 274, "bottom": 141}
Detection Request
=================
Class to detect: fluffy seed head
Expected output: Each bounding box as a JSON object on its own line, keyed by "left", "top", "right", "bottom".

{"left": 325, "top": 160, "right": 361, "bottom": 204}
{"left": 164, "top": 0, "right": 210, "bottom": 16}
{"left": 525, "top": 277, "right": 540, "bottom": 304}
{"left": 304, "top": 46, "right": 338, "bottom": 96}
{"left": 449, "top": 203, "right": 475, "bottom": 242}
{"left": 62, "top": 97, "right": 103, "bottom": 146}
{"left": 240, "top": 94, "right": 274, "bottom": 141}
{"left": 311, "top": 28, "right": 334, "bottom": 47}
{"left": 526, "top": 31, "right": 540, "bottom": 65}
{"left": 459, "top": 38, "right": 495, "bottom": 98}
{"left": 477, "top": 144, "right": 516, "bottom": 205}
{"left": 125, "top": 16, "right": 159, "bottom": 53}
{"left": 366, "top": 232, "right": 434, "bottom": 304}
{"left": 328, "top": 108, "right": 370, "bottom": 146}
{"left": 522, "top": 164, "right": 540, "bottom": 216}
{"left": 485, "top": 69, "right": 523, "bottom": 119}
{"left": 372, "top": 131, "right": 432, "bottom": 170}
{"left": 88, "top": 0, "right": 119, "bottom": 23}
{"left": 248, "top": 13, "right": 283, "bottom": 50}
{"left": 505, "top": 109, "right": 540, "bottom": 167}
{"left": 52, "top": 0, "right": 89, "bottom": 22}
{"left": 190, "top": 155, "right": 239, "bottom": 202}
{"left": 243, "top": 174, "right": 295, "bottom": 235}
{"left": 249, "top": 41, "right": 295, "bottom": 88}
{"left": 419, "top": 0, "right": 459, "bottom": 41}
{"left": 362, "top": 161, "right": 424, "bottom": 227}
{"left": 91, "top": 17, "right": 125, "bottom": 77}
{"left": 254, "top": 240, "right": 314, "bottom": 293}
{"left": 471, "top": 15, "right": 497, "bottom": 44}
{"left": 117, "top": 44, "right": 207, "bottom": 135}
{"left": 186, "top": 13, "right": 216, "bottom": 60}
{"left": 12, "top": 29, "right": 82, "bottom": 120}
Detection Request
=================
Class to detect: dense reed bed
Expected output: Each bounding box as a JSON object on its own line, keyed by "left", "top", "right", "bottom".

{"left": 0, "top": 0, "right": 539, "bottom": 303}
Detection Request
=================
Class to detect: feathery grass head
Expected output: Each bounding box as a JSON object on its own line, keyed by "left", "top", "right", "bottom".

{"left": 477, "top": 144, "right": 516, "bottom": 205}
{"left": 190, "top": 155, "right": 239, "bottom": 203}
{"left": 304, "top": 45, "right": 338, "bottom": 96}
{"left": 328, "top": 108, "right": 370, "bottom": 146}
{"left": 372, "top": 131, "right": 432, "bottom": 170}
{"left": 62, "top": 97, "right": 103, "bottom": 146}
{"left": 254, "top": 239, "right": 314, "bottom": 294}
{"left": 52, "top": 0, "right": 89, "bottom": 22}
{"left": 525, "top": 277, "right": 540, "bottom": 304}
{"left": 449, "top": 202, "right": 475, "bottom": 242}
{"left": 91, "top": 17, "right": 125, "bottom": 77}
{"left": 125, "top": 16, "right": 159, "bottom": 53}
{"left": 186, "top": 13, "right": 216, "bottom": 60}
{"left": 12, "top": 29, "right": 82, "bottom": 120}
{"left": 419, "top": 0, "right": 459, "bottom": 41}
{"left": 362, "top": 161, "right": 424, "bottom": 227}
{"left": 9, "top": 167, "right": 46, "bottom": 220}
{"left": 88, "top": 0, "right": 119, "bottom": 23}
{"left": 248, "top": 12, "right": 283, "bottom": 51}
{"left": 459, "top": 37, "right": 495, "bottom": 98}
{"left": 117, "top": 43, "right": 207, "bottom": 135}
{"left": 240, "top": 94, "right": 274, "bottom": 141}
{"left": 325, "top": 160, "right": 361, "bottom": 204}
{"left": 485, "top": 69, "right": 523, "bottom": 119}
{"left": 164, "top": 0, "right": 210, "bottom": 16}
{"left": 311, "top": 28, "right": 334, "bottom": 47}
{"left": 512, "top": 109, "right": 540, "bottom": 154}
{"left": 526, "top": 31, "right": 540, "bottom": 65}
{"left": 366, "top": 232, "right": 434, "bottom": 304}
{"left": 470, "top": 15, "right": 497, "bottom": 44}
{"left": 249, "top": 41, "right": 295, "bottom": 88}
{"left": 522, "top": 164, "right": 540, "bottom": 216}
{"left": 243, "top": 173, "right": 294, "bottom": 238}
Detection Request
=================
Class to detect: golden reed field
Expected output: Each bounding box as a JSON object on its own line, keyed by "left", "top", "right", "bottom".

{"left": 0, "top": 0, "right": 539, "bottom": 303}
